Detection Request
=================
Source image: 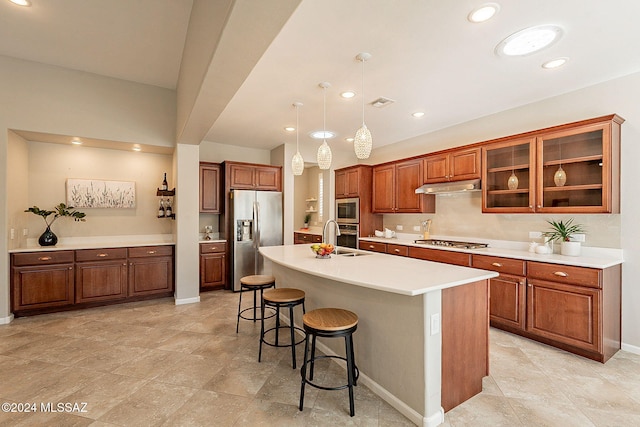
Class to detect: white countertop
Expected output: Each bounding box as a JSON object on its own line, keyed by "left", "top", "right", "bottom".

{"left": 199, "top": 239, "right": 227, "bottom": 244}
{"left": 9, "top": 234, "right": 175, "bottom": 253}
{"left": 260, "top": 244, "right": 497, "bottom": 296}
{"left": 359, "top": 235, "right": 623, "bottom": 269}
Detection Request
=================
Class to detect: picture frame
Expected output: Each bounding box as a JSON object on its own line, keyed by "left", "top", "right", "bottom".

{"left": 66, "top": 179, "right": 136, "bottom": 208}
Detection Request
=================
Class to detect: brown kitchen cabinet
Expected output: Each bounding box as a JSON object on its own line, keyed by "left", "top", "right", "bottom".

{"left": 423, "top": 147, "right": 481, "bottom": 184}
{"left": 200, "top": 242, "right": 226, "bottom": 291}
{"left": 200, "top": 162, "right": 221, "bottom": 213}
{"left": 472, "top": 254, "right": 526, "bottom": 330}
{"left": 386, "top": 243, "right": 409, "bottom": 256}
{"left": 225, "top": 161, "right": 282, "bottom": 191}
{"left": 335, "top": 166, "right": 362, "bottom": 198}
{"left": 359, "top": 241, "right": 387, "bottom": 253}
{"left": 372, "top": 158, "right": 435, "bottom": 213}
{"left": 11, "top": 251, "right": 75, "bottom": 312}
{"left": 75, "top": 248, "right": 128, "bottom": 303}
{"left": 407, "top": 246, "right": 471, "bottom": 266}
{"left": 127, "top": 246, "right": 174, "bottom": 297}
{"left": 294, "top": 232, "right": 322, "bottom": 244}
{"left": 483, "top": 114, "right": 623, "bottom": 214}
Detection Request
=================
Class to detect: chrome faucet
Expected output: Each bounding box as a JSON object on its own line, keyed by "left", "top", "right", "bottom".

{"left": 323, "top": 219, "right": 341, "bottom": 246}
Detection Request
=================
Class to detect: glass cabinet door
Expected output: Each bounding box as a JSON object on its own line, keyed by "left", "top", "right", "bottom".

{"left": 536, "top": 122, "right": 611, "bottom": 213}
{"left": 482, "top": 137, "right": 536, "bottom": 213}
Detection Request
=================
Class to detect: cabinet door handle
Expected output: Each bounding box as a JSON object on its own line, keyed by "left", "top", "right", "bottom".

{"left": 97, "top": 253, "right": 109, "bottom": 257}
{"left": 537, "top": 205, "right": 542, "bottom": 208}
{"left": 38, "top": 256, "right": 52, "bottom": 261}
{"left": 491, "top": 262, "right": 503, "bottom": 267}
{"left": 147, "top": 250, "right": 157, "bottom": 254}
{"left": 69, "top": 267, "right": 73, "bottom": 270}
{"left": 553, "top": 271, "right": 568, "bottom": 277}
{"left": 394, "top": 249, "right": 400, "bottom": 253}
{"left": 369, "top": 245, "right": 375, "bottom": 249}
{"left": 527, "top": 282, "right": 532, "bottom": 287}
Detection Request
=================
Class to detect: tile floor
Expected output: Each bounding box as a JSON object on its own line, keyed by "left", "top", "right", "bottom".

{"left": 0, "top": 290, "right": 638, "bottom": 426}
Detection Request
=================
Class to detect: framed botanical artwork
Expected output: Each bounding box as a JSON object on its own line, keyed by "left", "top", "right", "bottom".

{"left": 66, "top": 179, "right": 136, "bottom": 208}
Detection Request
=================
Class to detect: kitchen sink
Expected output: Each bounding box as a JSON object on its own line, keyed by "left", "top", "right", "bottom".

{"left": 334, "top": 248, "right": 371, "bottom": 256}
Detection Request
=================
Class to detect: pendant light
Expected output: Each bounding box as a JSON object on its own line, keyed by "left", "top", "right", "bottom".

{"left": 291, "top": 102, "right": 304, "bottom": 176}
{"left": 554, "top": 143, "right": 567, "bottom": 186}
{"left": 317, "top": 82, "right": 332, "bottom": 170}
{"left": 508, "top": 146, "right": 519, "bottom": 190}
{"left": 354, "top": 52, "right": 372, "bottom": 159}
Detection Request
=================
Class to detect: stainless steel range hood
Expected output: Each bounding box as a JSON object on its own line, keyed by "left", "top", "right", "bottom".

{"left": 415, "top": 179, "right": 481, "bottom": 194}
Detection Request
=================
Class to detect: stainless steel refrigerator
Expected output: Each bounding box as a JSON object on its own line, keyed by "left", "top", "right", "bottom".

{"left": 230, "top": 189, "right": 283, "bottom": 291}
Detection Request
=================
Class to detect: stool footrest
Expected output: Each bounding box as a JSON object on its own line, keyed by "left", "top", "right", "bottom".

{"left": 261, "top": 326, "right": 306, "bottom": 348}
{"left": 239, "top": 306, "right": 276, "bottom": 322}
{"left": 300, "top": 355, "right": 360, "bottom": 391}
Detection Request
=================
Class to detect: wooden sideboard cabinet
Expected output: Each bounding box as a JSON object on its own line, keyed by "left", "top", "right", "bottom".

{"left": 75, "top": 248, "right": 128, "bottom": 303}
{"left": 200, "top": 242, "right": 226, "bottom": 291}
{"left": 11, "top": 251, "right": 75, "bottom": 312}
{"left": 128, "top": 246, "right": 174, "bottom": 297}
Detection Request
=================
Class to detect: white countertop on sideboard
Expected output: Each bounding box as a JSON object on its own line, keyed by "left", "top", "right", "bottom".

{"left": 9, "top": 234, "right": 175, "bottom": 253}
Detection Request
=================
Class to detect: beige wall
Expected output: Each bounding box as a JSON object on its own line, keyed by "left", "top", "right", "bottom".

{"left": 7, "top": 131, "right": 29, "bottom": 251}
{"left": 24, "top": 141, "right": 173, "bottom": 240}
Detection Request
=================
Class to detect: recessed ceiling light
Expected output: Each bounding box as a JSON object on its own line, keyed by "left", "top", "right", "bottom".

{"left": 542, "top": 57, "right": 568, "bottom": 69}
{"left": 341, "top": 91, "right": 356, "bottom": 99}
{"left": 310, "top": 130, "right": 335, "bottom": 139}
{"left": 468, "top": 3, "right": 500, "bottom": 23}
{"left": 71, "top": 139, "right": 82, "bottom": 145}
{"left": 284, "top": 126, "right": 295, "bottom": 132}
{"left": 412, "top": 112, "right": 425, "bottom": 118}
{"left": 496, "top": 25, "right": 564, "bottom": 57}
{"left": 9, "top": 0, "right": 31, "bottom": 6}
{"left": 132, "top": 145, "right": 141, "bottom": 152}
{"left": 345, "top": 137, "right": 354, "bottom": 143}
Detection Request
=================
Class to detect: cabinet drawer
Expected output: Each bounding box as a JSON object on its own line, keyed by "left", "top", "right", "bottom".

{"left": 360, "top": 241, "right": 387, "bottom": 253}
{"left": 527, "top": 261, "right": 601, "bottom": 289}
{"left": 75, "top": 248, "right": 127, "bottom": 262}
{"left": 408, "top": 247, "right": 471, "bottom": 267}
{"left": 200, "top": 242, "right": 226, "bottom": 254}
{"left": 128, "top": 245, "right": 174, "bottom": 258}
{"left": 472, "top": 254, "right": 526, "bottom": 276}
{"left": 12, "top": 251, "right": 74, "bottom": 266}
{"left": 294, "top": 233, "right": 322, "bottom": 243}
{"left": 387, "top": 244, "right": 409, "bottom": 256}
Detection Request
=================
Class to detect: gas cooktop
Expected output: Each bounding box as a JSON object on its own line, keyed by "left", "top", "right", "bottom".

{"left": 413, "top": 239, "right": 489, "bottom": 249}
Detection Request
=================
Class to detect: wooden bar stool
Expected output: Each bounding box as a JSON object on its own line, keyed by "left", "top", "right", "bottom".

{"left": 299, "top": 308, "right": 359, "bottom": 417}
{"left": 259, "top": 288, "right": 306, "bottom": 368}
{"left": 236, "top": 275, "right": 276, "bottom": 333}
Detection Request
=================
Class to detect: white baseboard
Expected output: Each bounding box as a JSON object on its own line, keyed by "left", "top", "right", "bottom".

{"left": 0, "top": 314, "right": 14, "bottom": 325}
{"left": 174, "top": 296, "right": 200, "bottom": 305}
{"left": 622, "top": 342, "right": 640, "bottom": 355}
{"left": 280, "top": 312, "right": 434, "bottom": 427}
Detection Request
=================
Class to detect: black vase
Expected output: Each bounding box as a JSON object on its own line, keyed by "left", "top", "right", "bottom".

{"left": 38, "top": 226, "right": 58, "bottom": 246}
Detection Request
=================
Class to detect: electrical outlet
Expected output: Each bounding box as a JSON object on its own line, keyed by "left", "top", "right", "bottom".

{"left": 430, "top": 313, "right": 440, "bottom": 335}
{"left": 571, "top": 233, "right": 586, "bottom": 242}
{"left": 413, "top": 225, "right": 421, "bottom": 231}
{"left": 529, "top": 231, "right": 542, "bottom": 239}
{"left": 10, "top": 228, "right": 15, "bottom": 240}
{"left": 396, "top": 225, "right": 403, "bottom": 231}
{"left": 23, "top": 228, "right": 28, "bottom": 236}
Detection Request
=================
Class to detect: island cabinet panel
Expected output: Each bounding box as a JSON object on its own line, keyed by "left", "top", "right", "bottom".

{"left": 359, "top": 241, "right": 387, "bottom": 253}
{"left": 127, "top": 246, "right": 174, "bottom": 297}
{"left": 407, "top": 247, "right": 471, "bottom": 266}
{"left": 293, "top": 232, "right": 322, "bottom": 244}
{"left": 199, "top": 162, "right": 221, "bottom": 213}
{"left": 423, "top": 148, "right": 481, "bottom": 184}
{"left": 75, "top": 248, "right": 127, "bottom": 303}
{"left": 372, "top": 159, "right": 435, "bottom": 213}
{"left": 441, "top": 279, "right": 489, "bottom": 412}
{"left": 526, "top": 279, "right": 601, "bottom": 354}
{"left": 200, "top": 242, "right": 226, "bottom": 290}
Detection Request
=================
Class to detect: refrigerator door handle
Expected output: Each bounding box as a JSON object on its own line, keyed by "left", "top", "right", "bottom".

{"left": 253, "top": 201, "right": 260, "bottom": 250}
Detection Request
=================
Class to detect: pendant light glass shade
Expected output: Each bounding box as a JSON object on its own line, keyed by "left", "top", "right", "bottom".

{"left": 554, "top": 165, "right": 567, "bottom": 186}
{"left": 507, "top": 172, "right": 519, "bottom": 190}
{"left": 317, "top": 82, "right": 332, "bottom": 170}
{"left": 354, "top": 53, "right": 372, "bottom": 159}
{"left": 291, "top": 102, "right": 304, "bottom": 175}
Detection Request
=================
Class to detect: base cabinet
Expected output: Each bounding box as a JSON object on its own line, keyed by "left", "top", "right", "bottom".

{"left": 488, "top": 274, "right": 526, "bottom": 330}
{"left": 11, "top": 245, "right": 174, "bottom": 316}
{"left": 200, "top": 242, "right": 226, "bottom": 291}
{"left": 293, "top": 232, "right": 322, "bottom": 244}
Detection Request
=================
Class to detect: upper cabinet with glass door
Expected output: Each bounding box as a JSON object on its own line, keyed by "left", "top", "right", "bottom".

{"left": 536, "top": 115, "right": 623, "bottom": 213}
{"left": 482, "top": 114, "right": 623, "bottom": 214}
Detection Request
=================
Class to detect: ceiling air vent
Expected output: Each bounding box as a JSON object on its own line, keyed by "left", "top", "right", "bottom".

{"left": 370, "top": 97, "right": 395, "bottom": 108}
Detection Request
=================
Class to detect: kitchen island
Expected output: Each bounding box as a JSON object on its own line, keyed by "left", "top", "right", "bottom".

{"left": 260, "top": 244, "right": 498, "bottom": 427}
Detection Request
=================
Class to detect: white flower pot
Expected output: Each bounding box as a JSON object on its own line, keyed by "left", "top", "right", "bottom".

{"left": 560, "top": 241, "right": 581, "bottom": 256}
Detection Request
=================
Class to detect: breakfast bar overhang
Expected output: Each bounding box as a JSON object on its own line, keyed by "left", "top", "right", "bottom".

{"left": 260, "top": 245, "right": 498, "bottom": 427}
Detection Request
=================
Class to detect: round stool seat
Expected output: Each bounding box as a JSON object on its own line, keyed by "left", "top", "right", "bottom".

{"left": 263, "top": 288, "right": 305, "bottom": 304}
{"left": 303, "top": 308, "right": 358, "bottom": 332}
{"left": 240, "top": 274, "right": 276, "bottom": 287}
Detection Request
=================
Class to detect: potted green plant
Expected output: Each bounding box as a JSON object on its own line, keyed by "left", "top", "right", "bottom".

{"left": 542, "top": 218, "right": 585, "bottom": 256}
{"left": 303, "top": 213, "right": 312, "bottom": 229}
{"left": 25, "top": 203, "right": 86, "bottom": 246}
